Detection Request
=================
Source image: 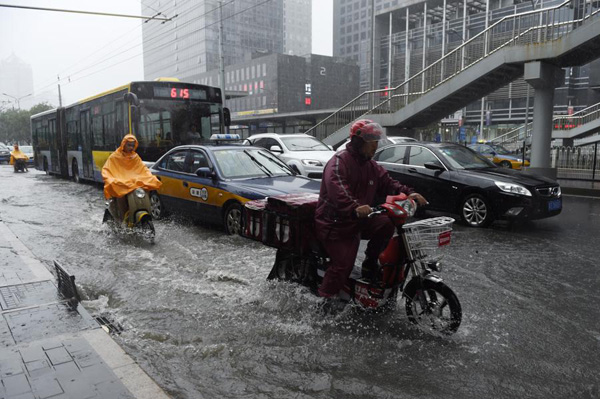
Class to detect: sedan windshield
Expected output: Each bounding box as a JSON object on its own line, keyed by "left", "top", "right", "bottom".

{"left": 281, "top": 136, "right": 330, "bottom": 151}
{"left": 213, "top": 149, "right": 294, "bottom": 178}
{"left": 438, "top": 146, "right": 496, "bottom": 170}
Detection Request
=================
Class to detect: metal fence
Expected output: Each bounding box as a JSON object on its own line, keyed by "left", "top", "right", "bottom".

{"left": 553, "top": 144, "right": 600, "bottom": 181}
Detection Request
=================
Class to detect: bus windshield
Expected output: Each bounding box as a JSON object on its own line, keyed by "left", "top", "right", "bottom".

{"left": 137, "top": 100, "right": 222, "bottom": 149}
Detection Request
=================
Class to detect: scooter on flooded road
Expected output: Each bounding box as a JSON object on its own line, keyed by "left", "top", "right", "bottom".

{"left": 13, "top": 158, "right": 28, "bottom": 173}
{"left": 243, "top": 193, "right": 462, "bottom": 335}
{"left": 102, "top": 188, "right": 156, "bottom": 244}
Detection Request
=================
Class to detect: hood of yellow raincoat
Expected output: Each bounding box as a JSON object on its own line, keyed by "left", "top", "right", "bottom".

{"left": 10, "top": 147, "right": 28, "bottom": 163}
{"left": 101, "top": 134, "right": 162, "bottom": 199}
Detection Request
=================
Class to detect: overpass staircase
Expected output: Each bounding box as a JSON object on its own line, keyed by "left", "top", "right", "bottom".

{"left": 306, "top": 1, "right": 600, "bottom": 147}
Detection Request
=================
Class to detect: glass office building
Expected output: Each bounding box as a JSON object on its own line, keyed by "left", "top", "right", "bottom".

{"left": 142, "top": 0, "right": 312, "bottom": 83}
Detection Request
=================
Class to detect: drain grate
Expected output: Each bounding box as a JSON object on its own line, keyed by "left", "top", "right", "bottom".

{"left": 94, "top": 315, "right": 125, "bottom": 334}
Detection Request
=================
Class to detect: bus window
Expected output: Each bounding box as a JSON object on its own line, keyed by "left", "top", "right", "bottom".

{"left": 92, "top": 115, "right": 103, "bottom": 147}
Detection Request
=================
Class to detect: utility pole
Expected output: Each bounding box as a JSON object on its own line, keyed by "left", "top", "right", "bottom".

{"left": 57, "top": 75, "right": 63, "bottom": 107}
{"left": 218, "top": 0, "right": 228, "bottom": 133}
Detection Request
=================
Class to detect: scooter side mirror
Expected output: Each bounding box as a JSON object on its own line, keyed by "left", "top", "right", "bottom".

{"left": 195, "top": 166, "right": 216, "bottom": 179}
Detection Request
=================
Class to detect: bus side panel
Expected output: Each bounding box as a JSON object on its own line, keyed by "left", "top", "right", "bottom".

{"left": 92, "top": 150, "right": 112, "bottom": 183}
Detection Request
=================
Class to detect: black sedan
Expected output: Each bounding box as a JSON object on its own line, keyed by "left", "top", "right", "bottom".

{"left": 374, "top": 142, "right": 562, "bottom": 227}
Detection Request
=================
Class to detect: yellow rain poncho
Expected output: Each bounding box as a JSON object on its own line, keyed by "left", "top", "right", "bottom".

{"left": 101, "top": 134, "right": 162, "bottom": 199}
{"left": 10, "top": 145, "right": 29, "bottom": 164}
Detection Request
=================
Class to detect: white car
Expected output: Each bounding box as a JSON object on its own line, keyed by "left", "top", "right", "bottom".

{"left": 335, "top": 136, "right": 417, "bottom": 152}
{"left": 245, "top": 133, "right": 335, "bottom": 178}
{"left": 19, "top": 145, "right": 35, "bottom": 164}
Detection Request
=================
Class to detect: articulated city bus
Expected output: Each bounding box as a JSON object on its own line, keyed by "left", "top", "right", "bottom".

{"left": 31, "top": 79, "right": 230, "bottom": 183}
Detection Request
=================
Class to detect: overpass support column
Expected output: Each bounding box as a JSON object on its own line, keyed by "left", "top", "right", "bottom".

{"left": 524, "top": 61, "right": 564, "bottom": 178}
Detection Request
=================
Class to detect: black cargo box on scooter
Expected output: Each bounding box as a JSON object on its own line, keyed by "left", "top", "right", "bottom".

{"left": 242, "top": 193, "right": 319, "bottom": 255}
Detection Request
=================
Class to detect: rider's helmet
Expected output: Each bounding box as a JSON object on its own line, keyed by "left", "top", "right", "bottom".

{"left": 350, "top": 120, "right": 384, "bottom": 142}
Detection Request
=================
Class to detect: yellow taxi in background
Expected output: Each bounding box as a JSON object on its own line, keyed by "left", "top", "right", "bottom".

{"left": 468, "top": 143, "right": 530, "bottom": 170}
{"left": 149, "top": 136, "right": 320, "bottom": 235}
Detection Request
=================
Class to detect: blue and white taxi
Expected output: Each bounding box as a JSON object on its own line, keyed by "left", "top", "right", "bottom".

{"left": 149, "top": 135, "right": 321, "bottom": 234}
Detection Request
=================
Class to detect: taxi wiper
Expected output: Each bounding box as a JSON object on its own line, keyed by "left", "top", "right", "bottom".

{"left": 256, "top": 152, "right": 293, "bottom": 175}
{"left": 244, "top": 150, "right": 272, "bottom": 177}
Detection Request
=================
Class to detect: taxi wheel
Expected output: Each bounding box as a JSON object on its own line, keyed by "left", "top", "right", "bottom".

{"left": 150, "top": 192, "right": 165, "bottom": 219}
{"left": 460, "top": 193, "right": 493, "bottom": 228}
{"left": 224, "top": 202, "right": 242, "bottom": 235}
{"left": 499, "top": 160, "right": 512, "bottom": 168}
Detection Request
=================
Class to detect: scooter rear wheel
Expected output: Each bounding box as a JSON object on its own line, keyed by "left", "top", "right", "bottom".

{"left": 404, "top": 279, "right": 462, "bottom": 335}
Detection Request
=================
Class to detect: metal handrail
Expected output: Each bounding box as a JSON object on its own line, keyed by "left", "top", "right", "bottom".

{"left": 493, "top": 101, "right": 600, "bottom": 143}
{"left": 306, "top": 0, "right": 599, "bottom": 142}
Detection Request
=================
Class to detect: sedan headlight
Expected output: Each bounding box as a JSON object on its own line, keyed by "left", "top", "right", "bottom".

{"left": 301, "top": 159, "right": 323, "bottom": 166}
{"left": 134, "top": 188, "right": 147, "bottom": 198}
{"left": 495, "top": 181, "right": 532, "bottom": 196}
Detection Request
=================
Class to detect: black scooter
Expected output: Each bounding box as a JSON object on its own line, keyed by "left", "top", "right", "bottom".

{"left": 13, "top": 158, "right": 28, "bottom": 173}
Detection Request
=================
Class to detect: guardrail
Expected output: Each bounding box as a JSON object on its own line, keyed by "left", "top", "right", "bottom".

{"left": 554, "top": 144, "right": 600, "bottom": 181}
{"left": 306, "top": 0, "right": 599, "bottom": 142}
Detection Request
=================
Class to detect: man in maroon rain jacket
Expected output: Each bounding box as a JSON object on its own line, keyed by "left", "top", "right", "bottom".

{"left": 315, "top": 120, "right": 427, "bottom": 300}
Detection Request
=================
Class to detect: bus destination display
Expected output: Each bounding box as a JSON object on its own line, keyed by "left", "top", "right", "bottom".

{"left": 154, "top": 87, "right": 207, "bottom": 100}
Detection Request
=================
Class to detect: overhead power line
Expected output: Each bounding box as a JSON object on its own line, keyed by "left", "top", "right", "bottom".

{"left": 0, "top": 3, "right": 175, "bottom": 21}
{"left": 28, "top": 0, "right": 222, "bottom": 96}
{"left": 28, "top": 0, "right": 276, "bottom": 104}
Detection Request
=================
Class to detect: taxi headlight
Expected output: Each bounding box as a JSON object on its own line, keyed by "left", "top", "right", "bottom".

{"left": 134, "top": 188, "right": 146, "bottom": 199}
{"left": 495, "top": 181, "right": 532, "bottom": 196}
{"left": 301, "top": 159, "right": 322, "bottom": 166}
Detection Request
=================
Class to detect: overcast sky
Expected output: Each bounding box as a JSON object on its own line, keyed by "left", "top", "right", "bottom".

{"left": 0, "top": 0, "right": 333, "bottom": 109}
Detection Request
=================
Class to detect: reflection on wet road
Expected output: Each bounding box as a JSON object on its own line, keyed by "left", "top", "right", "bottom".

{"left": 1, "top": 166, "right": 599, "bottom": 399}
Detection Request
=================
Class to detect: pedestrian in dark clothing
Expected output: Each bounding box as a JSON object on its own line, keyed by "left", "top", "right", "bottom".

{"left": 315, "top": 120, "right": 427, "bottom": 299}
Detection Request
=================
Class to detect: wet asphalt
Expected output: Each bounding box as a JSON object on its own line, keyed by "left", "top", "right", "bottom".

{"left": 0, "top": 166, "right": 599, "bottom": 399}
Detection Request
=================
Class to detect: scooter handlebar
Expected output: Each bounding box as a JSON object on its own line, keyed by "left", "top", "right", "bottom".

{"left": 367, "top": 207, "right": 385, "bottom": 218}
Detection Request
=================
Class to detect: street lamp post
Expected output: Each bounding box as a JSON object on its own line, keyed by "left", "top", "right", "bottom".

{"left": 1, "top": 93, "right": 32, "bottom": 110}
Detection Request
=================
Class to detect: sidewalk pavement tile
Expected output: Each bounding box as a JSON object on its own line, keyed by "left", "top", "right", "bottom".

{"left": 0, "top": 337, "right": 135, "bottom": 399}
{"left": 1, "top": 315, "right": 15, "bottom": 347}
{"left": 5, "top": 303, "right": 98, "bottom": 344}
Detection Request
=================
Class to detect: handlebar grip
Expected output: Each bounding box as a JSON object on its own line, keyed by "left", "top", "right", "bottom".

{"left": 367, "top": 208, "right": 384, "bottom": 218}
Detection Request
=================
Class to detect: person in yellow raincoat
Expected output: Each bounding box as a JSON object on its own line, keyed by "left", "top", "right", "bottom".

{"left": 101, "top": 134, "right": 162, "bottom": 221}
{"left": 10, "top": 144, "right": 29, "bottom": 172}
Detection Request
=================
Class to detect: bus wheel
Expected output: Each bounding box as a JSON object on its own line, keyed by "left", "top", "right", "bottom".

{"left": 72, "top": 160, "right": 80, "bottom": 183}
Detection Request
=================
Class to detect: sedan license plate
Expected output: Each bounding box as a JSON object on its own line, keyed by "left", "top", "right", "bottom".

{"left": 548, "top": 198, "right": 562, "bottom": 211}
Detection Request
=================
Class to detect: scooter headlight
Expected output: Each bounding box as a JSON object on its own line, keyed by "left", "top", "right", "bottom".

{"left": 134, "top": 188, "right": 146, "bottom": 199}
{"left": 394, "top": 199, "right": 416, "bottom": 217}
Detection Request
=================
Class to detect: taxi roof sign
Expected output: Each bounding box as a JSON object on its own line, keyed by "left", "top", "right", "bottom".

{"left": 210, "top": 133, "right": 241, "bottom": 141}
{"left": 210, "top": 133, "right": 242, "bottom": 144}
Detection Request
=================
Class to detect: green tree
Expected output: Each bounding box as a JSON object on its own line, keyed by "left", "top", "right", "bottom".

{"left": 0, "top": 102, "right": 54, "bottom": 144}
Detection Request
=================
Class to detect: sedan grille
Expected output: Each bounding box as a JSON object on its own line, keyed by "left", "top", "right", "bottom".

{"left": 536, "top": 186, "right": 561, "bottom": 197}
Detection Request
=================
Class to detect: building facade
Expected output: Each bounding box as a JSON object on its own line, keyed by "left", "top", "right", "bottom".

{"left": 0, "top": 53, "right": 34, "bottom": 110}
{"left": 333, "top": 0, "right": 600, "bottom": 138}
{"left": 141, "top": 0, "right": 312, "bottom": 82}
{"left": 193, "top": 53, "right": 360, "bottom": 117}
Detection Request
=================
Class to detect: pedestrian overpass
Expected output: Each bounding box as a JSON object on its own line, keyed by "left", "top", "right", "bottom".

{"left": 305, "top": 0, "right": 600, "bottom": 175}
{"left": 492, "top": 101, "right": 600, "bottom": 148}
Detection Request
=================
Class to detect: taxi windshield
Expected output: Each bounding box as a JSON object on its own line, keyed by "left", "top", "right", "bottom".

{"left": 213, "top": 148, "right": 294, "bottom": 178}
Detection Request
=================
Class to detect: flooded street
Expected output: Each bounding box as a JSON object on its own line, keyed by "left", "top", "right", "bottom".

{"left": 1, "top": 166, "right": 599, "bottom": 399}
